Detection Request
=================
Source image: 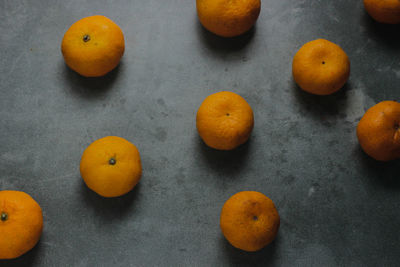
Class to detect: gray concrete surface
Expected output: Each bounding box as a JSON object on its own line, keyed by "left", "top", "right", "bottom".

{"left": 1, "top": 0, "right": 399, "bottom": 266}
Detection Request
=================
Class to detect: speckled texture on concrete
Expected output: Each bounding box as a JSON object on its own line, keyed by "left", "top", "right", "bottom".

{"left": 0, "top": 0, "right": 399, "bottom": 266}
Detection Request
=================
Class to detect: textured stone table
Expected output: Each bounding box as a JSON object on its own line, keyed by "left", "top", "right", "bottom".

{"left": 0, "top": 0, "right": 399, "bottom": 266}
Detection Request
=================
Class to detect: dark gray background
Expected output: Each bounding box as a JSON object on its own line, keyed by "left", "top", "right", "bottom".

{"left": 1, "top": 0, "right": 399, "bottom": 266}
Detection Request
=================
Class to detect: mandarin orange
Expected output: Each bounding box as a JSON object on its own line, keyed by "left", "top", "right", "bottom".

{"left": 80, "top": 136, "right": 142, "bottom": 197}
{"left": 196, "top": 0, "right": 261, "bottom": 37}
{"left": 220, "top": 191, "right": 280, "bottom": 252}
{"left": 196, "top": 91, "right": 254, "bottom": 150}
{"left": 357, "top": 101, "right": 400, "bottom": 161}
{"left": 292, "top": 39, "right": 350, "bottom": 95}
{"left": 0, "top": 190, "right": 43, "bottom": 259}
{"left": 61, "top": 15, "right": 125, "bottom": 77}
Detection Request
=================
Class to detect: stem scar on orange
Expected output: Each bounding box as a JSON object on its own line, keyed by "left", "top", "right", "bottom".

{"left": 196, "top": 91, "right": 254, "bottom": 150}
{"left": 196, "top": 0, "right": 261, "bottom": 37}
{"left": 0, "top": 190, "right": 43, "bottom": 260}
{"left": 357, "top": 101, "right": 400, "bottom": 161}
{"left": 80, "top": 136, "right": 142, "bottom": 198}
{"left": 292, "top": 39, "right": 350, "bottom": 95}
{"left": 61, "top": 15, "right": 125, "bottom": 77}
{"left": 220, "top": 191, "right": 280, "bottom": 252}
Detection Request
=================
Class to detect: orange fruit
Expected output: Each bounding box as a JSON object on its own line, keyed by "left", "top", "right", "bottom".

{"left": 0, "top": 190, "right": 43, "bottom": 259}
{"left": 363, "top": 0, "right": 400, "bottom": 24}
{"left": 196, "top": 91, "right": 254, "bottom": 150}
{"left": 220, "top": 191, "right": 280, "bottom": 252}
{"left": 357, "top": 101, "right": 400, "bottom": 161}
{"left": 61, "top": 15, "right": 125, "bottom": 77}
{"left": 196, "top": 0, "right": 261, "bottom": 37}
{"left": 292, "top": 39, "right": 350, "bottom": 95}
{"left": 80, "top": 136, "right": 142, "bottom": 197}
